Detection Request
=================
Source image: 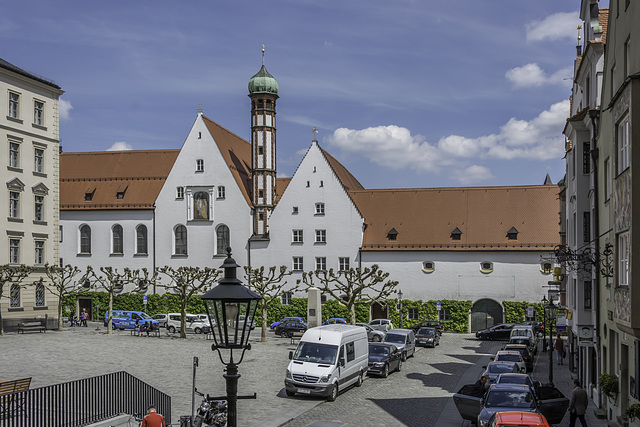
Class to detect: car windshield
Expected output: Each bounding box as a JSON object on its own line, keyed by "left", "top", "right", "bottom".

{"left": 418, "top": 329, "right": 435, "bottom": 336}
{"left": 489, "top": 363, "right": 516, "bottom": 373}
{"left": 293, "top": 342, "right": 338, "bottom": 364}
{"left": 186, "top": 316, "right": 200, "bottom": 323}
{"left": 369, "top": 345, "right": 391, "bottom": 356}
{"left": 384, "top": 334, "right": 405, "bottom": 344}
{"left": 511, "top": 339, "right": 530, "bottom": 345}
{"left": 512, "top": 329, "right": 530, "bottom": 336}
{"left": 497, "top": 354, "right": 520, "bottom": 362}
{"left": 485, "top": 390, "right": 535, "bottom": 409}
{"left": 139, "top": 313, "right": 152, "bottom": 320}
{"left": 498, "top": 376, "right": 528, "bottom": 385}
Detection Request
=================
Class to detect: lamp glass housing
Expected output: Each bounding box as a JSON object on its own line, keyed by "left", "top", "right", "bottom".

{"left": 204, "top": 297, "right": 258, "bottom": 349}
{"left": 544, "top": 301, "right": 558, "bottom": 321}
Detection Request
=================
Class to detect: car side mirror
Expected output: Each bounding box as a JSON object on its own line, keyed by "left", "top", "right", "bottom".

{"left": 340, "top": 359, "right": 345, "bottom": 367}
{"left": 289, "top": 351, "right": 293, "bottom": 360}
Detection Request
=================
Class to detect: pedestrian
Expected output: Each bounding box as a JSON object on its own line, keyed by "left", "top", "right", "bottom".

{"left": 83, "top": 309, "right": 88, "bottom": 327}
{"left": 554, "top": 335, "right": 564, "bottom": 365}
{"left": 473, "top": 376, "right": 489, "bottom": 394}
{"left": 569, "top": 379, "right": 588, "bottom": 426}
{"left": 141, "top": 404, "right": 166, "bottom": 427}
{"left": 69, "top": 309, "right": 76, "bottom": 327}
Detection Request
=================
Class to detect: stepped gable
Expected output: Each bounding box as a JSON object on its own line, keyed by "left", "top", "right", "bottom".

{"left": 60, "top": 150, "right": 179, "bottom": 210}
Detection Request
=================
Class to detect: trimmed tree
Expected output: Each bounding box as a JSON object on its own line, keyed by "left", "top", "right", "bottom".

{"left": 88, "top": 266, "right": 141, "bottom": 335}
{"left": 0, "top": 264, "right": 34, "bottom": 335}
{"left": 40, "top": 263, "right": 84, "bottom": 331}
{"left": 298, "top": 265, "right": 398, "bottom": 325}
{"left": 244, "top": 265, "right": 295, "bottom": 342}
{"left": 157, "top": 266, "right": 221, "bottom": 339}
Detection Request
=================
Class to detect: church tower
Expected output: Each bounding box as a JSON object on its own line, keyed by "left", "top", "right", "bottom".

{"left": 248, "top": 47, "right": 279, "bottom": 237}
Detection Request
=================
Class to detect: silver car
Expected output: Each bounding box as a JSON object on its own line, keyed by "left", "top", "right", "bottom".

{"left": 368, "top": 318, "right": 394, "bottom": 332}
{"left": 356, "top": 323, "right": 385, "bottom": 342}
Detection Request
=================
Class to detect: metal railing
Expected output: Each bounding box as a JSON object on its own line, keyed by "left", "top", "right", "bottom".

{"left": 1, "top": 371, "right": 171, "bottom": 427}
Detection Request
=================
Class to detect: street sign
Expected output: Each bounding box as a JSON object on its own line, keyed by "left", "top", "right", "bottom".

{"left": 527, "top": 306, "right": 534, "bottom": 318}
{"left": 436, "top": 301, "right": 441, "bottom": 311}
{"left": 143, "top": 295, "right": 148, "bottom": 305}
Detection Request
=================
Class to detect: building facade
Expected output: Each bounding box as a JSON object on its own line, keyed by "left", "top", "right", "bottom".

{"left": 1, "top": 58, "right": 63, "bottom": 329}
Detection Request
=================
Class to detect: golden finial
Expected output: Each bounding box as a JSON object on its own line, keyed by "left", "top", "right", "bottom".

{"left": 261, "top": 44, "right": 265, "bottom": 65}
{"left": 577, "top": 25, "right": 582, "bottom": 46}
{"left": 312, "top": 127, "right": 318, "bottom": 141}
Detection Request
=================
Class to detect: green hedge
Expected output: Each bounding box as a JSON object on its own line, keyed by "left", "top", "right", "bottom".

{"left": 387, "top": 299, "right": 472, "bottom": 333}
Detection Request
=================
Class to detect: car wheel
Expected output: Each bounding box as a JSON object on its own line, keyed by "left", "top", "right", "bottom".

{"left": 382, "top": 363, "right": 389, "bottom": 378}
{"left": 355, "top": 371, "right": 364, "bottom": 387}
{"left": 111, "top": 323, "right": 116, "bottom": 330}
{"left": 327, "top": 384, "right": 338, "bottom": 402}
{"left": 372, "top": 335, "right": 381, "bottom": 342}
{"left": 194, "top": 328, "right": 202, "bottom": 334}
{"left": 285, "top": 331, "right": 292, "bottom": 338}
{"left": 397, "top": 360, "right": 402, "bottom": 372}
{"left": 401, "top": 352, "right": 407, "bottom": 362}
{"left": 168, "top": 326, "right": 176, "bottom": 333}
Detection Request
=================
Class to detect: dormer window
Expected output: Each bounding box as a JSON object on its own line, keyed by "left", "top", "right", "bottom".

{"left": 84, "top": 188, "right": 96, "bottom": 201}
{"left": 480, "top": 262, "right": 494, "bottom": 274}
{"left": 387, "top": 228, "right": 398, "bottom": 241}
{"left": 115, "top": 184, "right": 128, "bottom": 200}
{"left": 451, "top": 227, "right": 462, "bottom": 241}
{"left": 507, "top": 227, "right": 519, "bottom": 240}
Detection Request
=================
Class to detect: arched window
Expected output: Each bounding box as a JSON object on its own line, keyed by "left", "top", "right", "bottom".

{"left": 193, "top": 191, "right": 209, "bottom": 220}
{"left": 136, "top": 225, "right": 148, "bottom": 255}
{"left": 80, "top": 224, "right": 91, "bottom": 254}
{"left": 35, "top": 283, "right": 45, "bottom": 306}
{"left": 175, "top": 225, "right": 187, "bottom": 255}
{"left": 10, "top": 284, "right": 20, "bottom": 307}
{"left": 216, "top": 225, "right": 229, "bottom": 255}
{"left": 112, "top": 224, "right": 123, "bottom": 254}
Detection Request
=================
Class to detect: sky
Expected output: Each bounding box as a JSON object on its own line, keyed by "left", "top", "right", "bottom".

{"left": 3, "top": 0, "right": 600, "bottom": 189}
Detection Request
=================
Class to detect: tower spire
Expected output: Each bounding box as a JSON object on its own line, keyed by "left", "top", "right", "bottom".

{"left": 261, "top": 44, "right": 265, "bottom": 66}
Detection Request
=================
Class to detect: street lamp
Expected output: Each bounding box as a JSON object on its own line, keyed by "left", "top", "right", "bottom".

{"left": 397, "top": 290, "right": 403, "bottom": 329}
{"left": 541, "top": 296, "right": 548, "bottom": 352}
{"left": 201, "top": 248, "right": 260, "bottom": 427}
{"left": 544, "top": 299, "right": 559, "bottom": 386}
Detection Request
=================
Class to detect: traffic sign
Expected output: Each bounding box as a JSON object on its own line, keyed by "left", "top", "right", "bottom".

{"left": 143, "top": 295, "right": 148, "bottom": 305}
{"left": 436, "top": 301, "right": 442, "bottom": 311}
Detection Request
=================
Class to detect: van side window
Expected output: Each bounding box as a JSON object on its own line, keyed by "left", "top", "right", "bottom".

{"left": 132, "top": 313, "right": 141, "bottom": 320}
{"left": 346, "top": 342, "right": 355, "bottom": 362}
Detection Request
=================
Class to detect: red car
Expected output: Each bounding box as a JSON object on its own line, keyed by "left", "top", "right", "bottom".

{"left": 487, "top": 411, "right": 550, "bottom": 426}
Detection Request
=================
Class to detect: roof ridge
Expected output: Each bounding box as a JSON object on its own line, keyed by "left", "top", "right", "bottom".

{"left": 350, "top": 184, "right": 554, "bottom": 193}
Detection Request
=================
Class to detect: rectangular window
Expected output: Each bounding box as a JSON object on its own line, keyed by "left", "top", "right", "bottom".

{"left": 583, "top": 142, "right": 590, "bottom": 174}
{"left": 281, "top": 292, "right": 292, "bottom": 305}
{"left": 315, "top": 229, "right": 326, "bottom": 243}
{"left": 315, "top": 257, "right": 327, "bottom": 271}
{"left": 605, "top": 158, "right": 612, "bottom": 200}
{"left": 10, "top": 284, "right": 20, "bottom": 307}
{"left": 438, "top": 308, "right": 450, "bottom": 322}
{"left": 35, "top": 195, "right": 44, "bottom": 221}
{"left": 8, "top": 92, "right": 19, "bottom": 119}
{"left": 584, "top": 280, "right": 592, "bottom": 310}
{"left": 293, "top": 257, "right": 303, "bottom": 271}
{"left": 9, "top": 191, "right": 19, "bottom": 218}
{"left": 583, "top": 211, "right": 591, "bottom": 243}
{"left": 9, "top": 141, "right": 20, "bottom": 168}
{"left": 33, "top": 100, "right": 44, "bottom": 126}
{"left": 339, "top": 257, "right": 350, "bottom": 271}
{"left": 408, "top": 308, "right": 419, "bottom": 321}
{"left": 35, "top": 240, "right": 44, "bottom": 265}
{"left": 619, "top": 232, "right": 630, "bottom": 286}
{"left": 315, "top": 202, "right": 325, "bottom": 215}
{"left": 196, "top": 159, "right": 204, "bottom": 172}
{"left": 34, "top": 148, "right": 44, "bottom": 173}
{"left": 618, "top": 115, "right": 630, "bottom": 174}
{"left": 292, "top": 229, "right": 303, "bottom": 243}
{"left": 217, "top": 186, "right": 225, "bottom": 199}
{"left": 35, "top": 283, "right": 45, "bottom": 306}
{"left": 176, "top": 187, "right": 184, "bottom": 199}
{"left": 346, "top": 342, "right": 355, "bottom": 362}
{"left": 9, "top": 239, "right": 20, "bottom": 264}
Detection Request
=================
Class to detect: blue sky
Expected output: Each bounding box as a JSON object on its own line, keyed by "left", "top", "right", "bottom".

{"left": 3, "top": 0, "right": 597, "bottom": 188}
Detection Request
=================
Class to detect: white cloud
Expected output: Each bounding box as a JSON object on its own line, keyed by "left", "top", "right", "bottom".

{"left": 327, "top": 100, "right": 569, "bottom": 181}
{"left": 506, "top": 64, "right": 573, "bottom": 88}
{"left": 107, "top": 142, "right": 132, "bottom": 151}
{"left": 526, "top": 12, "right": 581, "bottom": 42}
{"left": 59, "top": 99, "right": 73, "bottom": 120}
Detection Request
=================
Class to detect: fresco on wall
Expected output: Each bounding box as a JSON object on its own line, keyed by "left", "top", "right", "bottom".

{"left": 614, "top": 287, "right": 631, "bottom": 323}
{"left": 614, "top": 170, "right": 631, "bottom": 232}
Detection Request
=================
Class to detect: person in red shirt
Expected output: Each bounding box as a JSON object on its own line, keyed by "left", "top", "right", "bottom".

{"left": 142, "top": 404, "right": 166, "bottom": 427}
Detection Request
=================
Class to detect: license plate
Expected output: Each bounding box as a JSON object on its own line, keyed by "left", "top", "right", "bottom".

{"left": 297, "top": 388, "right": 311, "bottom": 394}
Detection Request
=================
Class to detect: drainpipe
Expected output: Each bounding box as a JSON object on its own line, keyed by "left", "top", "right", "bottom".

{"left": 153, "top": 208, "right": 157, "bottom": 294}
{"left": 589, "top": 108, "right": 601, "bottom": 403}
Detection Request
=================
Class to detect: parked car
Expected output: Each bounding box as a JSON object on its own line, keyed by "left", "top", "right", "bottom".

{"left": 367, "top": 343, "right": 402, "bottom": 377}
{"left": 368, "top": 318, "right": 394, "bottom": 332}
{"left": 355, "top": 323, "right": 385, "bottom": 342}
{"left": 476, "top": 324, "right": 515, "bottom": 340}
{"left": 503, "top": 344, "right": 534, "bottom": 372}
{"left": 411, "top": 320, "right": 443, "bottom": 335}
{"left": 383, "top": 329, "right": 416, "bottom": 361}
{"left": 275, "top": 320, "right": 307, "bottom": 338}
{"left": 481, "top": 361, "right": 520, "bottom": 383}
{"left": 195, "top": 313, "right": 216, "bottom": 328}
{"left": 487, "top": 411, "right": 550, "bottom": 427}
{"left": 236, "top": 315, "right": 255, "bottom": 330}
{"left": 510, "top": 326, "right": 537, "bottom": 354}
{"left": 323, "top": 318, "right": 347, "bottom": 325}
{"left": 509, "top": 337, "right": 536, "bottom": 357}
{"left": 166, "top": 313, "right": 211, "bottom": 334}
{"left": 453, "top": 383, "right": 568, "bottom": 427}
{"left": 492, "top": 351, "right": 526, "bottom": 373}
{"left": 104, "top": 310, "right": 159, "bottom": 331}
{"left": 518, "top": 320, "right": 544, "bottom": 336}
{"left": 495, "top": 373, "right": 536, "bottom": 388}
{"left": 415, "top": 327, "right": 440, "bottom": 347}
{"left": 271, "top": 317, "right": 305, "bottom": 330}
{"left": 151, "top": 313, "right": 168, "bottom": 328}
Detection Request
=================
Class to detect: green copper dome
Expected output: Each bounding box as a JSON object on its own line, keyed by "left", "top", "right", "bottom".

{"left": 248, "top": 64, "right": 279, "bottom": 95}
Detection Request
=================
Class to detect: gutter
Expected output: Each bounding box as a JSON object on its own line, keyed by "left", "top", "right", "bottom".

{"left": 589, "top": 108, "right": 601, "bottom": 406}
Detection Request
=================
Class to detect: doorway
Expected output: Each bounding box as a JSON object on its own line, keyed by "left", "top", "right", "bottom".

{"left": 470, "top": 299, "right": 503, "bottom": 332}
{"left": 77, "top": 297, "right": 92, "bottom": 321}
{"left": 371, "top": 302, "right": 388, "bottom": 320}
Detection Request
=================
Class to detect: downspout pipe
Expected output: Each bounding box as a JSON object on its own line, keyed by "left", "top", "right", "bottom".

{"left": 588, "top": 108, "right": 601, "bottom": 404}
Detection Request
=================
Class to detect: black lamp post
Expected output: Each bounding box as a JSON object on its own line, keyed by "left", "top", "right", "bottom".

{"left": 544, "top": 299, "right": 558, "bottom": 386}
{"left": 397, "top": 290, "right": 403, "bottom": 329}
{"left": 201, "top": 248, "right": 260, "bottom": 427}
{"left": 541, "top": 296, "right": 548, "bottom": 352}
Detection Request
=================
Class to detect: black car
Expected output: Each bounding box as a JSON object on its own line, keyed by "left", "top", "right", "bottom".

{"left": 415, "top": 328, "right": 440, "bottom": 347}
{"left": 368, "top": 343, "right": 402, "bottom": 378}
{"left": 274, "top": 320, "right": 307, "bottom": 338}
{"left": 411, "top": 320, "right": 443, "bottom": 335}
{"left": 475, "top": 323, "right": 515, "bottom": 340}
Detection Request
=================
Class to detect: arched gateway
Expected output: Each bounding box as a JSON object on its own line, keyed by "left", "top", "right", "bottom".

{"left": 470, "top": 299, "right": 504, "bottom": 332}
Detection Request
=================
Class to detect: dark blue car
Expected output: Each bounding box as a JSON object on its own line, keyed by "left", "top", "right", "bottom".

{"left": 367, "top": 343, "right": 402, "bottom": 378}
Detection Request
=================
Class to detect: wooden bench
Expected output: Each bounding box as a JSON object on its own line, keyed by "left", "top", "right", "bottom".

{"left": 0, "top": 377, "right": 31, "bottom": 419}
{"left": 131, "top": 327, "right": 160, "bottom": 337}
{"left": 17, "top": 322, "right": 45, "bottom": 334}
{"left": 290, "top": 331, "right": 304, "bottom": 345}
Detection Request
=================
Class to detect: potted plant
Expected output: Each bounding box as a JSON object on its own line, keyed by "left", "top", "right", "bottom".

{"left": 626, "top": 403, "right": 640, "bottom": 422}
{"left": 599, "top": 373, "right": 619, "bottom": 401}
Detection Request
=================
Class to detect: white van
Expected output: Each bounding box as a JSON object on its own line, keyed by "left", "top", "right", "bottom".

{"left": 285, "top": 324, "right": 368, "bottom": 401}
{"left": 510, "top": 326, "right": 537, "bottom": 354}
